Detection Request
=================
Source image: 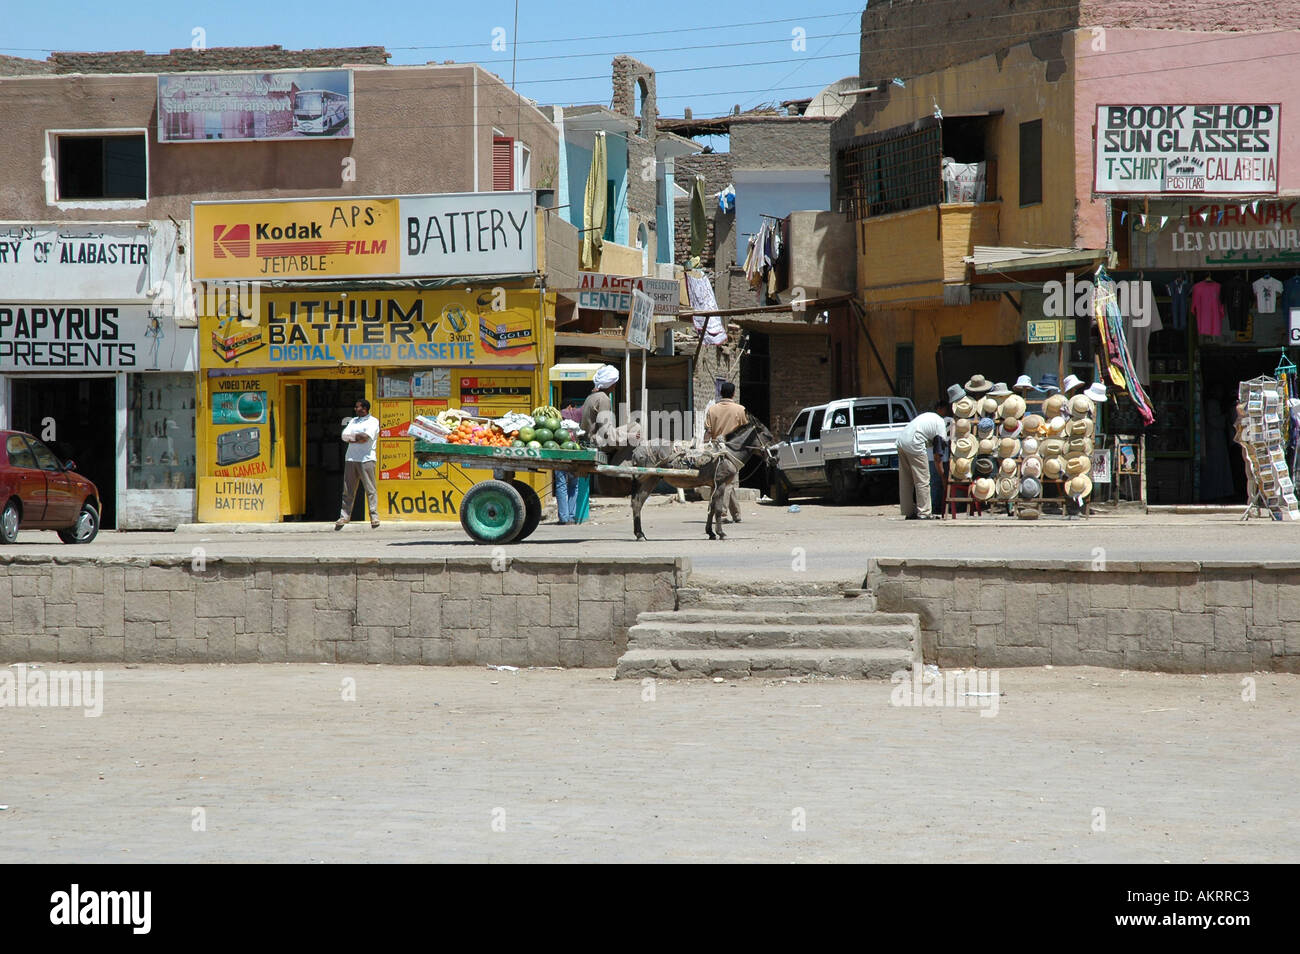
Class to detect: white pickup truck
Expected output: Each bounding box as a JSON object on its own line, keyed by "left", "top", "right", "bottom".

{"left": 769, "top": 396, "right": 919, "bottom": 505}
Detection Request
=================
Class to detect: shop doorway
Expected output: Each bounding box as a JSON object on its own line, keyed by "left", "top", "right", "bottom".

{"left": 299, "top": 378, "right": 366, "bottom": 522}
{"left": 1199, "top": 348, "right": 1275, "bottom": 503}
{"left": 9, "top": 377, "right": 118, "bottom": 529}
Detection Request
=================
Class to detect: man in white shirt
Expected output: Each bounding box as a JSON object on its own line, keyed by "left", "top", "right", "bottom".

{"left": 896, "top": 400, "right": 950, "bottom": 520}
{"left": 336, "top": 399, "right": 381, "bottom": 530}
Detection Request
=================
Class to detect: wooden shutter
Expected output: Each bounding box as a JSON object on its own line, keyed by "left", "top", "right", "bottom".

{"left": 492, "top": 136, "right": 514, "bottom": 191}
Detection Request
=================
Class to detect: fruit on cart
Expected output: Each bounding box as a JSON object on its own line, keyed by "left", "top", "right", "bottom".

{"left": 527, "top": 440, "right": 542, "bottom": 449}
{"left": 561, "top": 440, "right": 579, "bottom": 451}
{"left": 542, "top": 440, "right": 559, "bottom": 450}
{"left": 518, "top": 426, "right": 535, "bottom": 443}
{"left": 533, "top": 427, "right": 554, "bottom": 444}
{"left": 511, "top": 439, "right": 526, "bottom": 447}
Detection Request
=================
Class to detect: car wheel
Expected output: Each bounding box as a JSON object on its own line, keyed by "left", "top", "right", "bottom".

{"left": 829, "top": 467, "right": 857, "bottom": 506}
{"left": 0, "top": 499, "right": 20, "bottom": 544}
{"left": 57, "top": 502, "right": 100, "bottom": 544}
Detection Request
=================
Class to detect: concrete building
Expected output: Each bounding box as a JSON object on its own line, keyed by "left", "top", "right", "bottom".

{"left": 831, "top": 0, "right": 1300, "bottom": 503}
{"left": 0, "top": 46, "right": 559, "bottom": 527}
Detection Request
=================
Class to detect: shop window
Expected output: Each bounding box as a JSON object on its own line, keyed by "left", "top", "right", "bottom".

{"left": 1019, "top": 120, "right": 1042, "bottom": 207}
{"left": 128, "top": 374, "right": 196, "bottom": 490}
{"left": 57, "top": 134, "right": 147, "bottom": 200}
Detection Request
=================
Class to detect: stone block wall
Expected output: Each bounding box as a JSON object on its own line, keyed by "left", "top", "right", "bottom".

{"left": 0, "top": 556, "right": 686, "bottom": 668}
{"left": 868, "top": 558, "right": 1300, "bottom": 672}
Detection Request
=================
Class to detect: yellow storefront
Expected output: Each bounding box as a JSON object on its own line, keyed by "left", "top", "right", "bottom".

{"left": 191, "top": 192, "right": 551, "bottom": 523}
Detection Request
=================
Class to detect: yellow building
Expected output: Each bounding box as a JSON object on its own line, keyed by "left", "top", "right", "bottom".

{"left": 192, "top": 193, "right": 555, "bottom": 523}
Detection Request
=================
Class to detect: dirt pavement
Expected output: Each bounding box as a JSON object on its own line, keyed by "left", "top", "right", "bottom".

{"left": 6, "top": 501, "right": 1300, "bottom": 584}
{"left": 1, "top": 664, "right": 1295, "bottom": 863}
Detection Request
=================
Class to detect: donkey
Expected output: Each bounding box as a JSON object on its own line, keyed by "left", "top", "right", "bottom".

{"left": 629, "top": 418, "right": 775, "bottom": 541}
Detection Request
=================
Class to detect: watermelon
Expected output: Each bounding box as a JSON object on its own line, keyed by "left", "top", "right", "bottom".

{"left": 533, "top": 427, "right": 554, "bottom": 444}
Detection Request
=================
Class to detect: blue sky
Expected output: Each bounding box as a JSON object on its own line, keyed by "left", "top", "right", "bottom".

{"left": 2, "top": 0, "right": 864, "bottom": 122}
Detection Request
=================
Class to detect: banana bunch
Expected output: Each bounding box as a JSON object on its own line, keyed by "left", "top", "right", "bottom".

{"left": 532, "top": 405, "right": 560, "bottom": 419}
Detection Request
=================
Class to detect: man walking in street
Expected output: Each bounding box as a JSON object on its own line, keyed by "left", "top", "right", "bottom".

{"left": 896, "top": 399, "right": 950, "bottom": 520}
{"left": 336, "top": 399, "right": 381, "bottom": 530}
{"left": 703, "top": 381, "right": 748, "bottom": 523}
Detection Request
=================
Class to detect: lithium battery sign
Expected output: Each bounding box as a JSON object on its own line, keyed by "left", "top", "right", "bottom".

{"left": 1094, "top": 104, "right": 1279, "bottom": 195}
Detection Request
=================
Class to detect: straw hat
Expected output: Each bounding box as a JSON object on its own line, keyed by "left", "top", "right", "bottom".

{"left": 953, "top": 435, "right": 978, "bottom": 458}
{"left": 996, "top": 475, "right": 1020, "bottom": 499}
{"left": 1022, "top": 436, "right": 1040, "bottom": 457}
{"left": 1020, "top": 476, "right": 1042, "bottom": 499}
{"left": 950, "top": 456, "right": 973, "bottom": 480}
{"left": 1066, "top": 417, "right": 1095, "bottom": 439}
{"left": 954, "top": 418, "right": 974, "bottom": 438}
{"left": 999, "top": 418, "right": 1023, "bottom": 439}
{"left": 947, "top": 383, "right": 966, "bottom": 403}
{"left": 1042, "top": 456, "right": 1066, "bottom": 480}
{"left": 1066, "top": 437, "right": 1095, "bottom": 458}
{"left": 999, "top": 394, "right": 1027, "bottom": 420}
{"left": 1062, "top": 374, "right": 1086, "bottom": 396}
{"left": 1046, "top": 416, "right": 1067, "bottom": 437}
{"left": 977, "top": 437, "right": 998, "bottom": 457}
{"left": 1065, "top": 454, "right": 1091, "bottom": 477}
{"left": 972, "top": 455, "right": 997, "bottom": 478}
{"left": 965, "top": 374, "right": 994, "bottom": 394}
{"left": 1066, "top": 473, "right": 1093, "bottom": 498}
{"left": 978, "top": 396, "right": 1000, "bottom": 417}
{"left": 953, "top": 396, "right": 977, "bottom": 419}
{"left": 998, "top": 438, "right": 1021, "bottom": 459}
{"left": 972, "top": 477, "right": 996, "bottom": 500}
{"left": 1021, "top": 413, "right": 1045, "bottom": 435}
{"left": 1021, "top": 455, "right": 1043, "bottom": 479}
{"left": 1043, "top": 393, "right": 1068, "bottom": 418}
{"left": 989, "top": 381, "right": 1013, "bottom": 398}
{"left": 1084, "top": 381, "right": 1108, "bottom": 403}
{"left": 1069, "top": 394, "right": 1096, "bottom": 419}
{"left": 1040, "top": 437, "right": 1066, "bottom": 458}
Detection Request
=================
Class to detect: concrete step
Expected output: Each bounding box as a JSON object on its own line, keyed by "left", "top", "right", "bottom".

{"left": 615, "top": 647, "right": 914, "bottom": 680}
{"left": 677, "top": 587, "right": 876, "bottom": 613}
{"left": 627, "top": 620, "right": 916, "bottom": 651}
{"left": 636, "top": 609, "right": 910, "bottom": 627}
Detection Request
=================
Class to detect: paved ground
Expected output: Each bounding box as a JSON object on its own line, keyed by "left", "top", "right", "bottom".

{"left": 0, "top": 664, "right": 1294, "bottom": 863}
{"left": 8, "top": 498, "right": 1299, "bottom": 583}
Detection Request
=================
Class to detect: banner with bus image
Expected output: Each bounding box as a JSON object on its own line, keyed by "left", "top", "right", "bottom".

{"left": 158, "top": 69, "right": 354, "bottom": 143}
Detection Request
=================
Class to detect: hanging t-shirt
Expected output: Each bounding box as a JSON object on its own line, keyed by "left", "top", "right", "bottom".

{"left": 1125, "top": 283, "right": 1163, "bottom": 386}
{"left": 1166, "top": 277, "right": 1191, "bottom": 331}
{"left": 1191, "top": 279, "right": 1224, "bottom": 336}
{"left": 1254, "top": 275, "right": 1284, "bottom": 313}
{"left": 1222, "top": 275, "right": 1251, "bottom": 332}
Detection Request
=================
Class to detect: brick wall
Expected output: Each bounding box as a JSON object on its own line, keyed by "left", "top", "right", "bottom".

{"left": 0, "top": 54, "right": 52, "bottom": 75}
{"left": 730, "top": 118, "right": 834, "bottom": 170}
{"left": 870, "top": 558, "right": 1300, "bottom": 673}
{"left": 768, "top": 331, "right": 833, "bottom": 437}
{"left": 0, "top": 556, "right": 685, "bottom": 668}
{"left": 673, "top": 152, "right": 732, "bottom": 268}
{"left": 46, "top": 46, "right": 390, "bottom": 73}
{"left": 857, "top": 0, "right": 1300, "bottom": 84}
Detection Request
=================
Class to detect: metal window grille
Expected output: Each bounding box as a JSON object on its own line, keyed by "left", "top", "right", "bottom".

{"left": 838, "top": 118, "right": 944, "bottom": 220}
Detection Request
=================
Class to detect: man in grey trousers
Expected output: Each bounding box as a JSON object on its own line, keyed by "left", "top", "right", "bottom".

{"left": 336, "top": 399, "right": 381, "bottom": 530}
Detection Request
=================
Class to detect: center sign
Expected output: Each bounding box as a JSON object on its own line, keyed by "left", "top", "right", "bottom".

{"left": 193, "top": 192, "right": 537, "bottom": 281}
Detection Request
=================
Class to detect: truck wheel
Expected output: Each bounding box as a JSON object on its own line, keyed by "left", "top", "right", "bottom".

{"left": 829, "top": 467, "right": 856, "bottom": 506}
{"left": 770, "top": 471, "right": 789, "bottom": 506}
{"left": 460, "top": 480, "right": 526, "bottom": 544}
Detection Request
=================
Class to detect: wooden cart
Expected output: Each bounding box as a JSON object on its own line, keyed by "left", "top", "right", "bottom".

{"left": 413, "top": 441, "right": 699, "bottom": 544}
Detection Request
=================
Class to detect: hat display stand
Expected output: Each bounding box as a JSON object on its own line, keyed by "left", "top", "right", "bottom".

{"left": 1234, "top": 375, "right": 1300, "bottom": 522}
{"left": 943, "top": 373, "right": 1094, "bottom": 519}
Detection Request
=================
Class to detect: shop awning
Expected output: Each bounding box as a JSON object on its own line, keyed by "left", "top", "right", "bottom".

{"left": 965, "top": 246, "right": 1106, "bottom": 275}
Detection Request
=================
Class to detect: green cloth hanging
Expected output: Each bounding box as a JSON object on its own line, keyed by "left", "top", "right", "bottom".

{"left": 575, "top": 475, "right": 590, "bottom": 524}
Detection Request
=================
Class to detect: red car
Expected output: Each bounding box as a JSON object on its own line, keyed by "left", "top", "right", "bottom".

{"left": 0, "top": 430, "right": 101, "bottom": 544}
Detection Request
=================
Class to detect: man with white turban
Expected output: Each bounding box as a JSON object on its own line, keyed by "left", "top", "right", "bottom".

{"left": 581, "top": 364, "right": 621, "bottom": 448}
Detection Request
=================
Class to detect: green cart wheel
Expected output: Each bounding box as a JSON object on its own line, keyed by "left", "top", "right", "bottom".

{"left": 511, "top": 480, "right": 542, "bottom": 541}
{"left": 460, "top": 480, "right": 526, "bottom": 544}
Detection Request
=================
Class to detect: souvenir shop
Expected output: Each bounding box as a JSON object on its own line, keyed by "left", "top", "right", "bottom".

{"left": 1115, "top": 198, "right": 1300, "bottom": 504}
